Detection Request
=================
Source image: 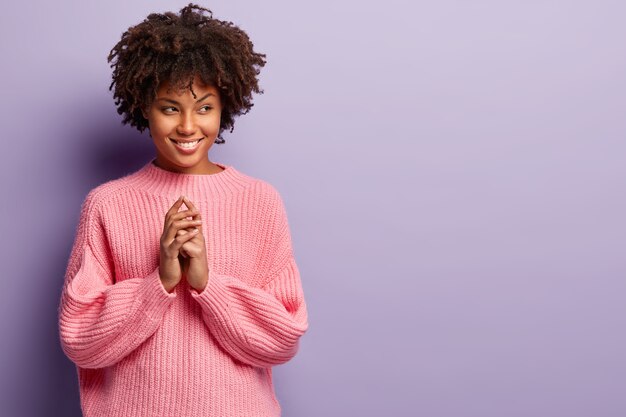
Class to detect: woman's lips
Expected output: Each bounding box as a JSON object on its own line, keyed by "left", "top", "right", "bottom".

{"left": 169, "top": 138, "right": 204, "bottom": 155}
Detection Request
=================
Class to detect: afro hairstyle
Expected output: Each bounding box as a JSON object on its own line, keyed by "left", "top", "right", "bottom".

{"left": 107, "top": 3, "right": 267, "bottom": 143}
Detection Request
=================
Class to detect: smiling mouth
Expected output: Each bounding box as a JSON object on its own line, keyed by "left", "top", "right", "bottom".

{"left": 169, "top": 138, "right": 204, "bottom": 148}
{"left": 168, "top": 138, "right": 204, "bottom": 145}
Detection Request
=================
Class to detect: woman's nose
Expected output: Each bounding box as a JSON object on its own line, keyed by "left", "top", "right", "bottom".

{"left": 176, "top": 113, "right": 197, "bottom": 135}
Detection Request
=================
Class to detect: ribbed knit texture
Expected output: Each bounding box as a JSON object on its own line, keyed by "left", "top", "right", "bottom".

{"left": 58, "top": 159, "right": 309, "bottom": 417}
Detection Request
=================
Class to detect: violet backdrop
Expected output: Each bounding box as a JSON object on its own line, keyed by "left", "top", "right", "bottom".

{"left": 1, "top": 1, "right": 625, "bottom": 416}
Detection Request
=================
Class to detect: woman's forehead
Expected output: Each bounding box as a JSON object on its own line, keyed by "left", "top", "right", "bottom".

{"left": 157, "top": 75, "right": 219, "bottom": 96}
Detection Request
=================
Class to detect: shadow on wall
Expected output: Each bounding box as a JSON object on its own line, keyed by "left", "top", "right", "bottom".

{"left": 72, "top": 113, "right": 153, "bottom": 188}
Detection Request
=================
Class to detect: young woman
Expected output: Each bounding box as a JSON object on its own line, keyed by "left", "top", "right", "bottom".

{"left": 58, "top": 4, "right": 309, "bottom": 416}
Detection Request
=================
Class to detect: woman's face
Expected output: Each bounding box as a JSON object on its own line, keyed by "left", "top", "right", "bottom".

{"left": 144, "top": 75, "right": 223, "bottom": 174}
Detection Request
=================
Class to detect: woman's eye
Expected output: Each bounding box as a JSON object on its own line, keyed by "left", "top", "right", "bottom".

{"left": 159, "top": 106, "right": 211, "bottom": 114}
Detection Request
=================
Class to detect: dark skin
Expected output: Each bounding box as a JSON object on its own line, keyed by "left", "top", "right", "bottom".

{"left": 159, "top": 196, "right": 209, "bottom": 293}
{"left": 108, "top": 3, "right": 265, "bottom": 291}
{"left": 146, "top": 76, "right": 221, "bottom": 293}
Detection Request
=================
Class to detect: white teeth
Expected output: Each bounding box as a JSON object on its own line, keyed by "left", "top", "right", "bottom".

{"left": 173, "top": 139, "right": 200, "bottom": 148}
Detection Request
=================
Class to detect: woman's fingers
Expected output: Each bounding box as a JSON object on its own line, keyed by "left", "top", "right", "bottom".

{"left": 183, "top": 197, "right": 203, "bottom": 230}
{"left": 158, "top": 196, "right": 198, "bottom": 289}
{"left": 164, "top": 209, "right": 199, "bottom": 231}
{"left": 169, "top": 208, "right": 199, "bottom": 221}
{"left": 164, "top": 196, "right": 198, "bottom": 223}
{"left": 169, "top": 227, "right": 199, "bottom": 252}
{"left": 164, "top": 197, "right": 185, "bottom": 229}
{"left": 160, "top": 196, "right": 204, "bottom": 258}
{"left": 163, "top": 196, "right": 200, "bottom": 232}
{"left": 165, "top": 196, "right": 185, "bottom": 217}
{"left": 163, "top": 218, "right": 202, "bottom": 243}
{"left": 177, "top": 229, "right": 191, "bottom": 257}
{"left": 182, "top": 196, "right": 197, "bottom": 211}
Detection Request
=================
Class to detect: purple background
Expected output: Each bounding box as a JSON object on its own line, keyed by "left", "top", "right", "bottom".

{"left": 1, "top": 1, "right": 625, "bottom": 416}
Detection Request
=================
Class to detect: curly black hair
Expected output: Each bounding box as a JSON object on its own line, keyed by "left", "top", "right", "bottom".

{"left": 107, "top": 3, "right": 267, "bottom": 144}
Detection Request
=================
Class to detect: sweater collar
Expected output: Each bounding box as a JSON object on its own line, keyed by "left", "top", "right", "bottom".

{"left": 128, "top": 158, "right": 251, "bottom": 200}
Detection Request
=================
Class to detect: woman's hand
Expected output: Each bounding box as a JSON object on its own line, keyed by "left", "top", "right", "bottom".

{"left": 178, "top": 197, "right": 209, "bottom": 293}
{"left": 159, "top": 196, "right": 203, "bottom": 293}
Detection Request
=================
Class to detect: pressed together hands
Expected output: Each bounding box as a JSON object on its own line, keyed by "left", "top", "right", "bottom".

{"left": 159, "top": 196, "right": 209, "bottom": 293}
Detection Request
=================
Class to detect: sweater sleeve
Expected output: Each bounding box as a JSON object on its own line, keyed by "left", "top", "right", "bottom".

{"left": 58, "top": 190, "right": 176, "bottom": 369}
{"left": 190, "top": 189, "right": 309, "bottom": 368}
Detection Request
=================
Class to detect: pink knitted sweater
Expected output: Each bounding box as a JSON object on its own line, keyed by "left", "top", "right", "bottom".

{"left": 58, "top": 159, "right": 309, "bottom": 417}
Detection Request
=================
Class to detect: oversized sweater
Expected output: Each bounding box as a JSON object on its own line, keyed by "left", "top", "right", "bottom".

{"left": 58, "top": 158, "right": 309, "bottom": 417}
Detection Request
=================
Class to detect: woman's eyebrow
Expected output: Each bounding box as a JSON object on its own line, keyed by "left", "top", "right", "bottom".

{"left": 156, "top": 93, "right": 216, "bottom": 105}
